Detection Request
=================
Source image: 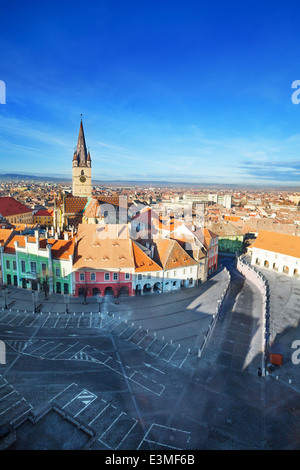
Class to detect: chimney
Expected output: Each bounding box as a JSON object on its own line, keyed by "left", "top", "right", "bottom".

{"left": 55, "top": 232, "right": 58, "bottom": 240}
{"left": 151, "top": 245, "right": 154, "bottom": 259}
{"left": 64, "top": 232, "right": 69, "bottom": 241}
{"left": 35, "top": 230, "right": 40, "bottom": 250}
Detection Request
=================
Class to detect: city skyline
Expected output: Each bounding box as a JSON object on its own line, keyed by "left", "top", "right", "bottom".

{"left": 1, "top": 1, "right": 300, "bottom": 186}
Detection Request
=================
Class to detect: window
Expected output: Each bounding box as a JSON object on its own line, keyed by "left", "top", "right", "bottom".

{"left": 21, "top": 260, "right": 26, "bottom": 273}
{"left": 173, "top": 271, "right": 176, "bottom": 277}
{"left": 55, "top": 267, "right": 60, "bottom": 277}
{"left": 183, "top": 269, "right": 186, "bottom": 275}
{"left": 6, "top": 259, "right": 10, "bottom": 270}
{"left": 138, "top": 274, "right": 142, "bottom": 280}
{"left": 104, "top": 273, "right": 110, "bottom": 281}
{"left": 147, "top": 273, "right": 151, "bottom": 279}
{"left": 79, "top": 273, "right": 85, "bottom": 281}
{"left": 63, "top": 267, "right": 68, "bottom": 279}
{"left": 41, "top": 263, "right": 47, "bottom": 275}
{"left": 125, "top": 273, "right": 130, "bottom": 280}
{"left": 90, "top": 272, "right": 96, "bottom": 281}
{"left": 113, "top": 272, "right": 118, "bottom": 281}
{"left": 13, "top": 261, "right": 17, "bottom": 271}
{"left": 156, "top": 272, "right": 160, "bottom": 278}
{"left": 30, "top": 262, "right": 37, "bottom": 274}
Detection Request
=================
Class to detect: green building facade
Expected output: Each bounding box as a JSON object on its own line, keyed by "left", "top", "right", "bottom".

{"left": 0, "top": 233, "right": 73, "bottom": 295}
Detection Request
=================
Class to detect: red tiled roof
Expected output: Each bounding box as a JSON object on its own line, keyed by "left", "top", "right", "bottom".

{"left": 83, "top": 198, "right": 100, "bottom": 218}
{"left": 34, "top": 209, "right": 53, "bottom": 217}
{"left": 251, "top": 230, "right": 300, "bottom": 258}
{"left": 153, "top": 239, "right": 197, "bottom": 270}
{"left": 132, "top": 242, "right": 162, "bottom": 272}
{"left": 46, "top": 238, "right": 76, "bottom": 260}
{"left": 73, "top": 224, "right": 135, "bottom": 270}
{"left": 0, "top": 197, "right": 32, "bottom": 217}
{"left": 0, "top": 229, "right": 14, "bottom": 247}
{"left": 65, "top": 196, "right": 88, "bottom": 214}
{"left": 3, "top": 234, "right": 75, "bottom": 259}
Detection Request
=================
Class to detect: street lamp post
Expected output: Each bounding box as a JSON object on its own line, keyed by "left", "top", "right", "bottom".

{"left": 97, "top": 293, "right": 102, "bottom": 328}
{"left": 115, "top": 268, "right": 121, "bottom": 305}
{"left": 2, "top": 286, "right": 8, "bottom": 309}
{"left": 64, "top": 294, "right": 70, "bottom": 313}
{"left": 32, "top": 290, "right": 38, "bottom": 313}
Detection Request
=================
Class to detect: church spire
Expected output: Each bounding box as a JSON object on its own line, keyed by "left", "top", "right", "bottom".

{"left": 76, "top": 118, "right": 88, "bottom": 166}
{"left": 72, "top": 118, "right": 92, "bottom": 197}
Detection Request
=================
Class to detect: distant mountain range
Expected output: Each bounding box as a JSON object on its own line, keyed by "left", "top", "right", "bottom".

{"left": 0, "top": 173, "right": 299, "bottom": 191}
{"left": 0, "top": 173, "right": 70, "bottom": 182}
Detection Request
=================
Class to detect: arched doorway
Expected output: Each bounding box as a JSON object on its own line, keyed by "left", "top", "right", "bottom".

{"left": 283, "top": 265, "right": 289, "bottom": 275}
{"left": 92, "top": 287, "right": 100, "bottom": 296}
{"left": 153, "top": 282, "right": 161, "bottom": 293}
{"left": 135, "top": 284, "right": 142, "bottom": 295}
{"left": 143, "top": 283, "right": 151, "bottom": 294}
{"left": 105, "top": 286, "right": 114, "bottom": 297}
{"left": 78, "top": 287, "right": 85, "bottom": 297}
{"left": 119, "top": 286, "right": 129, "bottom": 296}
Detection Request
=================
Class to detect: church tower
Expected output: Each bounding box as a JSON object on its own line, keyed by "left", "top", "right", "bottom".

{"left": 72, "top": 118, "right": 92, "bottom": 197}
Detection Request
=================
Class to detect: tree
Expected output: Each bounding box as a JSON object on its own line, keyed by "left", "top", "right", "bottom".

{"left": 37, "top": 269, "right": 51, "bottom": 300}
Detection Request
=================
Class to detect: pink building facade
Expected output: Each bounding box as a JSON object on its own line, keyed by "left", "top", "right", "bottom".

{"left": 74, "top": 270, "right": 134, "bottom": 297}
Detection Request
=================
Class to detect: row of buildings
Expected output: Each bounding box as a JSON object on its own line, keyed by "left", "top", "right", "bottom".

{"left": 0, "top": 222, "right": 218, "bottom": 298}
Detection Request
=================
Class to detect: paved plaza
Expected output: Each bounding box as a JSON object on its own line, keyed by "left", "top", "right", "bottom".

{"left": 0, "top": 260, "right": 299, "bottom": 450}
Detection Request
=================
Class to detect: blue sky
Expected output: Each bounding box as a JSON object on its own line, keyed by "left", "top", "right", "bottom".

{"left": 1, "top": 0, "right": 300, "bottom": 186}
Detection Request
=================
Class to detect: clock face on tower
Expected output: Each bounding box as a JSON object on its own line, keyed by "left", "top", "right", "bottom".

{"left": 79, "top": 175, "right": 86, "bottom": 183}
